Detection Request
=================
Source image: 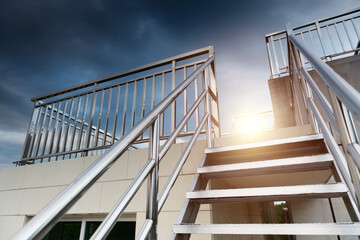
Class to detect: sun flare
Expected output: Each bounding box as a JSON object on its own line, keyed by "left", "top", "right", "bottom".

{"left": 232, "top": 111, "right": 274, "bottom": 135}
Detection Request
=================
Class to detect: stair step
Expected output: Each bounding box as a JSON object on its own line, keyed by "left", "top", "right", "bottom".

{"left": 198, "top": 154, "right": 333, "bottom": 178}
{"left": 205, "top": 134, "right": 327, "bottom": 164}
{"left": 187, "top": 183, "right": 347, "bottom": 203}
{"left": 173, "top": 223, "right": 360, "bottom": 235}
{"left": 206, "top": 134, "right": 324, "bottom": 155}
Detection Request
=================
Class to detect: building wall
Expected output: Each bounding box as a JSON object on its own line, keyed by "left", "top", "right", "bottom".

{"left": 0, "top": 140, "right": 210, "bottom": 240}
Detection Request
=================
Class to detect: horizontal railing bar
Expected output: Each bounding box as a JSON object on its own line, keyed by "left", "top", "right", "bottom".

{"left": 348, "top": 143, "right": 360, "bottom": 170}
{"left": 35, "top": 59, "right": 207, "bottom": 107}
{"left": 16, "top": 144, "right": 114, "bottom": 163}
{"left": 126, "top": 131, "right": 207, "bottom": 145}
{"left": 32, "top": 47, "right": 212, "bottom": 101}
{"left": 266, "top": 8, "right": 360, "bottom": 38}
{"left": 11, "top": 56, "right": 214, "bottom": 239}
{"left": 35, "top": 90, "right": 93, "bottom": 108}
{"left": 299, "top": 68, "right": 337, "bottom": 130}
{"left": 289, "top": 33, "right": 360, "bottom": 120}
{"left": 158, "top": 113, "right": 208, "bottom": 212}
{"left": 308, "top": 98, "right": 357, "bottom": 201}
{"left": 325, "top": 47, "right": 360, "bottom": 59}
{"left": 15, "top": 130, "right": 207, "bottom": 164}
{"left": 135, "top": 219, "right": 153, "bottom": 240}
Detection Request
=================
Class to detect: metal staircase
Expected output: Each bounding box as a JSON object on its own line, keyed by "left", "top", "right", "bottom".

{"left": 172, "top": 134, "right": 360, "bottom": 238}
{"left": 11, "top": 8, "right": 360, "bottom": 240}
{"left": 172, "top": 9, "right": 360, "bottom": 239}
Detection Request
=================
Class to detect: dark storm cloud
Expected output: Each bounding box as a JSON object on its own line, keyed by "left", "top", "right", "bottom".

{"left": 0, "top": 0, "right": 358, "bottom": 167}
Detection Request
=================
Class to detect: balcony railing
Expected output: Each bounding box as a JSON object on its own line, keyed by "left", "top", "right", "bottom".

{"left": 286, "top": 22, "right": 360, "bottom": 215}
{"left": 16, "top": 46, "right": 220, "bottom": 166}
{"left": 12, "top": 48, "right": 220, "bottom": 239}
{"left": 266, "top": 8, "right": 360, "bottom": 78}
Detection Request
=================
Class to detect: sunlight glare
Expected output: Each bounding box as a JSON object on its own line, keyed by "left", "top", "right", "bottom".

{"left": 232, "top": 111, "right": 274, "bottom": 135}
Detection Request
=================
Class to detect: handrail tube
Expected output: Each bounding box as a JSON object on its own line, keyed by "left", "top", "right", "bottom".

{"left": 11, "top": 56, "right": 214, "bottom": 240}
{"left": 136, "top": 219, "right": 153, "bottom": 240}
{"left": 289, "top": 34, "right": 360, "bottom": 120}
{"left": 348, "top": 144, "right": 360, "bottom": 170}
{"left": 299, "top": 68, "right": 337, "bottom": 129}
{"left": 148, "top": 118, "right": 160, "bottom": 240}
{"left": 90, "top": 92, "right": 206, "bottom": 239}
{"left": 308, "top": 99, "right": 357, "bottom": 201}
{"left": 158, "top": 113, "right": 209, "bottom": 212}
{"left": 32, "top": 47, "right": 213, "bottom": 101}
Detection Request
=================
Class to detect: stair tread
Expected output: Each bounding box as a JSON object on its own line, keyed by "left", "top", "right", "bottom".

{"left": 198, "top": 153, "right": 333, "bottom": 178}
{"left": 205, "top": 134, "right": 323, "bottom": 155}
{"left": 173, "top": 223, "right": 360, "bottom": 235}
{"left": 187, "top": 183, "right": 347, "bottom": 203}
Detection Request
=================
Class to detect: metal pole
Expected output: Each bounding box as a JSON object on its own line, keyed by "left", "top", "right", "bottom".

{"left": 149, "top": 117, "right": 160, "bottom": 239}
{"left": 203, "top": 67, "right": 213, "bottom": 148}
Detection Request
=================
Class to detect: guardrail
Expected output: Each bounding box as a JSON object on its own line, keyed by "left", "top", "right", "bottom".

{"left": 11, "top": 50, "right": 219, "bottom": 239}
{"left": 17, "top": 46, "right": 220, "bottom": 166}
{"left": 286, "top": 24, "right": 360, "bottom": 217}
{"left": 266, "top": 8, "right": 360, "bottom": 78}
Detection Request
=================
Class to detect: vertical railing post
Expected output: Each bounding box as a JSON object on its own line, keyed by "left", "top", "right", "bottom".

{"left": 286, "top": 24, "right": 311, "bottom": 127}
{"left": 203, "top": 68, "right": 213, "bottom": 148}
{"left": 171, "top": 60, "right": 176, "bottom": 133}
{"left": 146, "top": 117, "right": 160, "bottom": 239}
{"left": 270, "top": 36, "right": 280, "bottom": 76}
{"left": 315, "top": 22, "right": 327, "bottom": 58}
{"left": 266, "top": 37, "right": 275, "bottom": 77}
{"left": 291, "top": 41, "right": 317, "bottom": 131}
{"left": 85, "top": 84, "right": 98, "bottom": 156}
{"left": 208, "top": 48, "right": 221, "bottom": 138}
{"left": 20, "top": 103, "right": 37, "bottom": 162}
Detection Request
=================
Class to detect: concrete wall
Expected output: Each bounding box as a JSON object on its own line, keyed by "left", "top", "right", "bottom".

{"left": 268, "top": 76, "right": 296, "bottom": 128}
{"left": 268, "top": 54, "right": 360, "bottom": 129}
{"left": 0, "top": 140, "right": 210, "bottom": 240}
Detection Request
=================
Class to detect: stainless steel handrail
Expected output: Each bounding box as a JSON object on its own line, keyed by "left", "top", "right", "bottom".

{"left": 288, "top": 33, "right": 360, "bottom": 120}
{"left": 11, "top": 56, "right": 215, "bottom": 240}
{"left": 286, "top": 24, "right": 360, "bottom": 216}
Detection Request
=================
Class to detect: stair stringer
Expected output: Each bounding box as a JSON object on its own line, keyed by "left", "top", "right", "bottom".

{"left": 170, "top": 155, "right": 208, "bottom": 240}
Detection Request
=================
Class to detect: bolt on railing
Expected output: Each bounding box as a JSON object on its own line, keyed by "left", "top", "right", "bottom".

{"left": 286, "top": 23, "right": 360, "bottom": 220}
{"left": 266, "top": 8, "right": 360, "bottom": 78}
{"left": 12, "top": 50, "right": 219, "bottom": 239}
{"left": 17, "top": 47, "right": 221, "bottom": 166}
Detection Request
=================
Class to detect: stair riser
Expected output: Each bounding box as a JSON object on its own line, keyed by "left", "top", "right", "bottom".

{"left": 200, "top": 163, "right": 333, "bottom": 179}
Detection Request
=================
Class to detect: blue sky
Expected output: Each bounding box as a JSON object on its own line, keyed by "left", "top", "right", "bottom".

{"left": 0, "top": 0, "right": 358, "bottom": 169}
